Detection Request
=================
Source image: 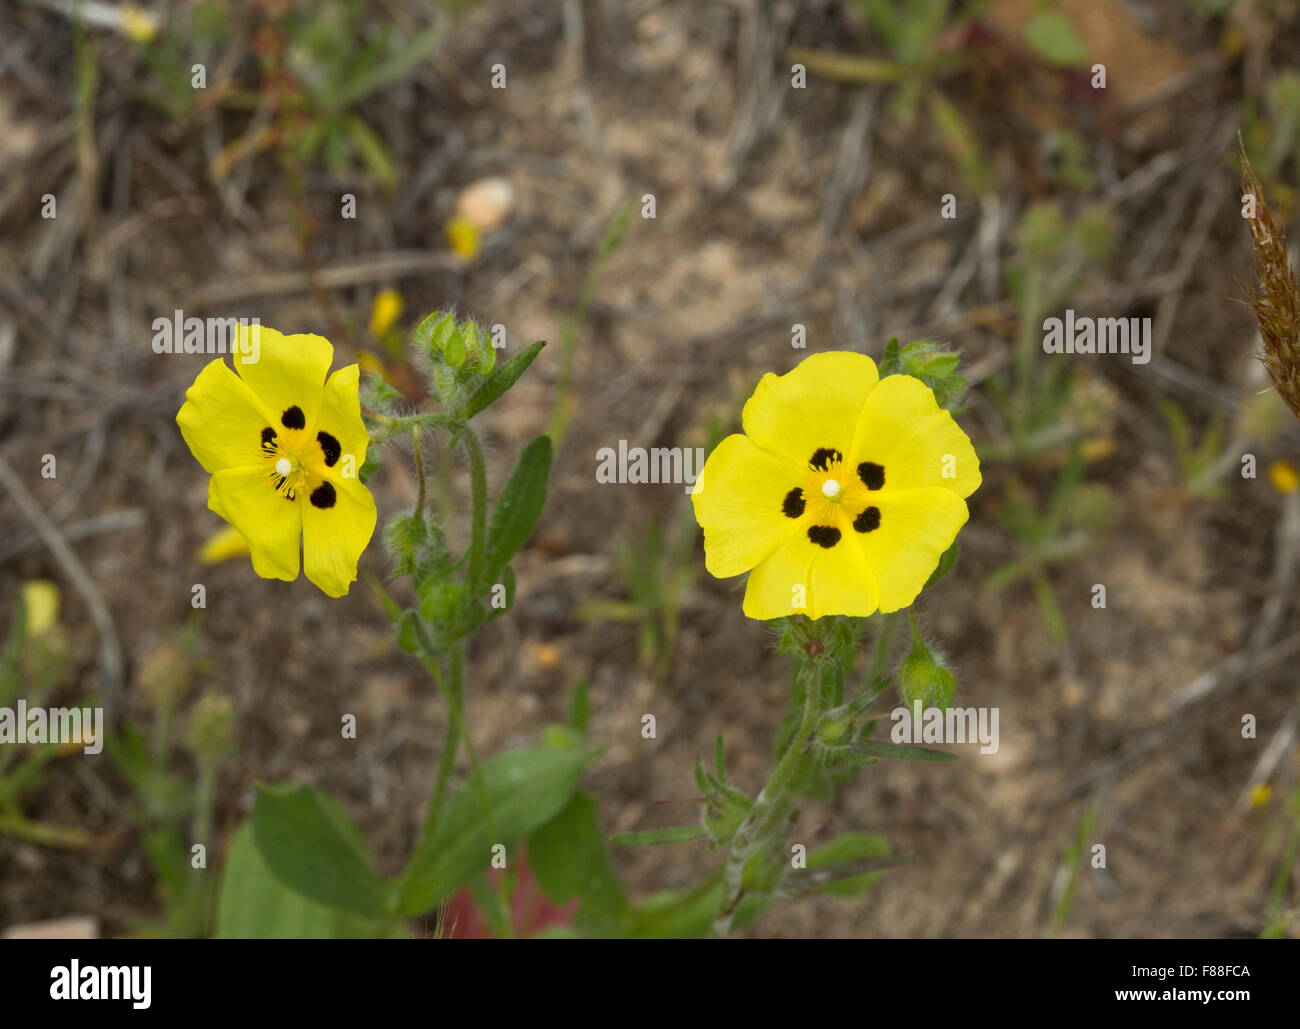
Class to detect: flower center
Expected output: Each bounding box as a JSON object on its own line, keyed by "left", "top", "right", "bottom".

{"left": 259, "top": 417, "right": 342, "bottom": 508}
{"left": 775, "top": 447, "right": 888, "bottom": 545}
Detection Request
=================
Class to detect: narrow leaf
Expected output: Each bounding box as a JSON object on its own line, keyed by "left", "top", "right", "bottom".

{"left": 482, "top": 434, "right": 552, "bottom": 586}
{"left": 463, "top": 341, "right": 545, "bottom": 420}
{"left": 849, "top": 740, "right": 956, "bottom": 763}
{"left": 611, "top": 825, "right": 707, "bottom": 846}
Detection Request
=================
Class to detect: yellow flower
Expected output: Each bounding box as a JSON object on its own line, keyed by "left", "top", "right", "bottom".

{"left": 198, "top": 524, "right": 252, "bottom": 565}
{"left": 176, "top": 326, "right": 377, "bottom": 598}
{"left": 120, "top": 5, "right": 160, "bottom": 44}
{"left": 1268, "top": 459, "right": 1299, "bottom": 495}
{"left": 368, "top": 288, "right": 403, "bottom": 339}
{"left": 445, "top": 216, "right": 481, "bottom": 261}
{"left": 691, "top": 351, "right": 980, "bottom": 620}
{"left": 21, "top": 580, "right": 60, "bottom": 636}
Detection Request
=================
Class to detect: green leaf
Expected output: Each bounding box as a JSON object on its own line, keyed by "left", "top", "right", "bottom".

{"left": 568, "top": 677, "right": 590, "bottom": 735}
{"left": 462, "top": 341, "right": 545, "bottom": 420}
{"left": 252, "top": 783, "right": 390, "bottom": 919}
{"left": 805, "top": 832, "right": 894, "bottom": 897}
{"left": 216, "top": 823, "right": 403, "bottom": 939}
{"left": 482, "top": 435, "right": 552, "bottom": 587}
{"left": 337, "top": 20, "right": 447, "bottom": 106}
{"left": 346, "top": 115, "right": 395, "bottom": 189}
{"left": 626, "top": 875, "right": 769, "bottom": 939}
{"left": 1024, "top": 11, "right": 1089, "bottom": 67}
{"left": 848, "top": 739, "right": 956, "bottom": 763}
{"left": 529, "top": 793, "right": 629, "bottom": 934}
{"left": 611, "top": 825, "right": 708, "bottom": 846}
{"left": 397, "top": 744, "right": 596, "bottom": 915}
{"left": 395, "top": 610, "right": 420, "bottom": 653}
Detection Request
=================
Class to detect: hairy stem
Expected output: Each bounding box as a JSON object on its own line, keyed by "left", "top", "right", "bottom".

{"left": 712, "top": 658, "right": 825, "bottom": 938}
{"left": 412, "top": 427, "right": 427, "bottom": 521}
{"left": 459, "top": 425, "right": 489, "bottom": 591}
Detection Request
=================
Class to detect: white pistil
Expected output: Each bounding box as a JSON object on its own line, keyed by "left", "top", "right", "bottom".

{"left": 275, "top": 457, "right": 293, "bottom": 478}
{"left": 822, "top": 479, "right": 841, "bottom": 499}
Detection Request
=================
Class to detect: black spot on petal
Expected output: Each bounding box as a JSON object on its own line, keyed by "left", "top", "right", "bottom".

{"left": 809, "top": 447, "right": 842, "bottom": 471}
{"left": 261, "top": 426, "right": 277, "bottom": 446}
{"left": 310, "top": 482, "right": 337, "bottom": 509}
{"left": 808, "top": 525, "right": 841, "bottom": 549}
{"left": 782, "top": 487, "right": 806, "bottom": 518}
{"left": 317, "top": 430, "right": 341, "bottom": 467}
{"left": 853, "top": 506, "right": 881, "bottom": 533}
{"left": 281, "top": 405, "right": 306, "bottom": 430}
{"left": 857, "top": 461, "right": 885, "bottom": 490}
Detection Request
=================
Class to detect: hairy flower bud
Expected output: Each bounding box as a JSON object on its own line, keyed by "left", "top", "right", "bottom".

{"left": 186, "top": 693, "right": 236, "bottom": 762}
{"left": 898, "top": 617, "right": 956, "bottom": 711}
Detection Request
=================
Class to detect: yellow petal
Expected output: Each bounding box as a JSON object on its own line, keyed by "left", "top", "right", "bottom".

{"left": 301, "top": 477, "right": 377, "bottom": 598}
{"left": 198, "top": 524, "right": 251, "bottom": 565}
{"left": 743, "top": 532, "right": 814, "bottom": 620}
{"left": 692, "top": 434, "right": 804, "bottom": 578}
{"left": 310, "top": 364, "right": 369, "bottom": 478}
{"left": 742, "top": 352, "right": 880, "bottom": 470}
{"left": 177, "top": 358, "right": 272, "bottom": 474}
{"left": 233, "top": 325, "right": 333, "bottom": 436}
{"left": 208, "top": 466, "right": 302, "bottom": 583}
{"left": 741, "top": 517, "right": 881, "bottom": 620}
{"left": 809, "top": 527, "right": 880, "bottom": 618}
{"left": 21, "top": 580, "right": 60, "bottom": 635}
{"left": 849, "top": 374, "right": 981, "bottom": 498}
{"left": 852, "top": 487, "right": 968, "bottom": 612}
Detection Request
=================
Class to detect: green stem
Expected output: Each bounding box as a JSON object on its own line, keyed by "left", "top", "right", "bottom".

{"left": 866, "top": 612, "right": 900, "bottom": 684}
{"left": 712, "top": 659, "right": 824, "bottom": 938}
{"left": 422, "top": 655, "right": 461, "bottom": 843}
{"left": 458, "top": 425, "right": 489, "bottom": 591}
{"left": 412, "top": 427, "right": 428, "bottom": 521}
{"left": 189, "top": 757, "right": 217, "bottom": 931}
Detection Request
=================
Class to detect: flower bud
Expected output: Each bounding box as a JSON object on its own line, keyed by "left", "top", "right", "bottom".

{"left": 413, "top": 311, "right": 497, "bottom": 405}
{"left": 816, "top": 714, "right": 852, "bottom": 747}
{"left": 185, "top": 693, "right": 236, "bottom": 762}
{"left": 898, "top": 618, "right": 956, "bottom": 711}
{"left": 137, "top": 639, "right": 194, "bottom": 711}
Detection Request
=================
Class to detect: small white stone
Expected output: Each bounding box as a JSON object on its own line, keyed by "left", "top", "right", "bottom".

{"left": 275, "top": 457, "right": 292, "bottom": 477}
{"left": 822, "top": 479, "right": 841, "bottom": 499}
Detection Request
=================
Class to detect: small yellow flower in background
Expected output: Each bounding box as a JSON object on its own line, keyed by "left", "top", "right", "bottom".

{"left": 21, "top": 580, "right": 60, "bottom": 635}
{"left": 691, "top": 351, "right": 980, "bottom": 620}
{"left": 445, "top": 216, "right": 481, "bottom": 261}
{"left": 356, "top": 350, "right": 386, "bottom": 376}
{"left": 176, "top": 326, "right": 377, "bottom": 598}
{"left": 198, "top": 524, "right": 251, "bottom": 565}
{"left": 120, "top": 5, "right": 160, "bottom": 44}
{"left": 1268, "top": 459, "right": 1299, "bottom": 494}
{"left": 445, "top": 178, "right": 514, "bottom": 261}
{"left": 368, "top": 288, "right": 403, "bottom": 339}
{"left": 1249, "top": 783, "right": 1273, "bottom": 808}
